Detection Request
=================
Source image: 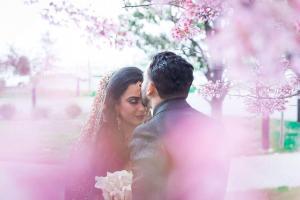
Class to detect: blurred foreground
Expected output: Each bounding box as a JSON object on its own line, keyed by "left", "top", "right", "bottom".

{"left": 1, "top": 87, "right": 300, "bottom": 199}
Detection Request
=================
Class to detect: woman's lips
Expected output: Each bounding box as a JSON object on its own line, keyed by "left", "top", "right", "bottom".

{"left": 136, "top": 115, "right": 145, "bottom": 120}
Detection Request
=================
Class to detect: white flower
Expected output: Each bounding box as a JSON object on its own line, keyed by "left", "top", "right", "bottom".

{"left": 95, "top": 170, "right": 133, "bottom": 200}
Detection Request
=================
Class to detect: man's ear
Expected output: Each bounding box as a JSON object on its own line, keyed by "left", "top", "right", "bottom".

{"left": 147, "top": 82, "right": 157, "bottom": 96}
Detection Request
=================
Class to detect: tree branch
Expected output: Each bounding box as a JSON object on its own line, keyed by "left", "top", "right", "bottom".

{"left": 123, "top": 4, "right": 153, "bottom": 8}
{"left": 122, "top": 2, "right": 184, "bottom": 9}
{"left": 227, "top": 91, "right": 300, "bottom": 100}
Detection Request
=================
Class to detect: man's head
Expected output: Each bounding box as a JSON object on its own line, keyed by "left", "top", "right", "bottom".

{"left": 141, "top": 51, "right": 194, "bottom": 107}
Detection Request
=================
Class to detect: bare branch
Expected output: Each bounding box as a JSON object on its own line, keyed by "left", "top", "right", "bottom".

{"left": 123, "top": 4, "right": 153, "bottom": 8}
{"left": 122, "top": 2, "right": 184, "bottom": 9}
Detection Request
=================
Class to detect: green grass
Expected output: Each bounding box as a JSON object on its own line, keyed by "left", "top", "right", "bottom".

{"left": 270, "top": 120, "right": 300, "bottom": 152}
{"left": 268, "top": 187, "right": 300, "bottom": 200}
{"left": 228, "top": 187, "right": 300, "bottom": 200}
{"left": 0, "top": 119, "right": 83, "bottom": 163}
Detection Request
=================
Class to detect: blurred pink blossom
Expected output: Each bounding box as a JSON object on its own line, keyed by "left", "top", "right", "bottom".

{"left": 170, "top": 0, "right": 224, "bottom": 41}
{"left": 244, "top": 78, "right": 300, "bottom": 115}
{"left": 158, "top": 0, "right": 300, "bottom": 115}
{"left": 198, "top": 80, "right": 230, "bottom": 100}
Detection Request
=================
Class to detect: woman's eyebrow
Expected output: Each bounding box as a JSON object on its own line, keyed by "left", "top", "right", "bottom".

{"left": 127, "top": 96, "right": 140, "bottom": 100}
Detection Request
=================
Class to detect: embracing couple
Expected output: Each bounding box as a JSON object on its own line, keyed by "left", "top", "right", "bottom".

{"left": 65, "top": 51, "right": 229, "bottom": 200}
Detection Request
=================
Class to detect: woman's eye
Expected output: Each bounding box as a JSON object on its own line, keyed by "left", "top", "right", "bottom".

{"left": 128, "top": 98, "right": 139, "bottom": 104}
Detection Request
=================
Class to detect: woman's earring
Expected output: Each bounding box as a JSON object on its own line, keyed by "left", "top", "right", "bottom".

{"left": 144, "top": 107, "right": 152, "bottom": 122}
{"left": 116, "top": 115, "right": 121, "bottom": 132}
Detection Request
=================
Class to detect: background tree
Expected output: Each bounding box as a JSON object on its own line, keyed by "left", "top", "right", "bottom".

{"left": 40, "top": 31, "right": 57, "bottom": 71}
{"left": 23, "top": 0, "right": 300, "bottom": 116}
{"left": 24, "top": 0, "right": 132, "bottom": 49}
{"left": 122, "top": 0, "right": 300, "bottom": 150}
{"left": 0, "top": 46, "right": 31, "bottom": 76}
{"left": 121, "top": 1, "right": 228, "bottom": 118}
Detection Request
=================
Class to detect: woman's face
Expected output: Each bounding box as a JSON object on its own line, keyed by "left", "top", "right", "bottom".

{"left": 115, "top": 81, "right": 147, "bottom": 127}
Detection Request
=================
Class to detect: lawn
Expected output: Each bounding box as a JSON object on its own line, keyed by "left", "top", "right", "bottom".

{"left": 0, "top": 119, "right": 84, "bottom": 163}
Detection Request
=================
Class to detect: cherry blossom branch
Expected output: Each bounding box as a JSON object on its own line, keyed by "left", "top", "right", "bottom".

{"left": 228, "top": 91, "right": 300, "bottom": 100}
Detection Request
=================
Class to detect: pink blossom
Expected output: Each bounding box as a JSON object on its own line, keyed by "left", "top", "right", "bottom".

{"left": 198, "top": 80, "right": 230, "bottom": 101}
{"left": 171, "top": 18, "right": 199, "bottom": 41}
{"left": 205, "top": 1, "right": 300, "bottom": 82}
{"left": 28, "top": 1, "right": 131, "bottom": 49}
{"left": 244, "top": 78, "right": 300, "bottom": 115}
{"left": 169, "top": 0, "right": 224, "bottom": 41}
{"left": 163, "top": 0, "right": 300, "bottom": 83}
{"left": 245, "top": 97, "right": 287, "bottom": 116}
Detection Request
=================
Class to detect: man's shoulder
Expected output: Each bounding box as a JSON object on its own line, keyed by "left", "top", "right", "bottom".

{"left": 191, "top": 109, "right": 212, "bottom": 122}
{"left": 168, "top": 105, "right": 210, "bottom": 121}
{"left": 133, "top": 118, "right": 158, "bottom": 137}
{"left": 135, "top": 118, "right": 154, "bottom": 130}
{"left": 187, "top": 109, "right": 219, "bottom": 126}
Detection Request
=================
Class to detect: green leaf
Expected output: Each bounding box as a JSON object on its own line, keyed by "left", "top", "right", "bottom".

{"left": 277, "top": 186, "right": 289, "bottom": 193}
{"left": 133, "top": 11, "right": 145, "bottom": 19}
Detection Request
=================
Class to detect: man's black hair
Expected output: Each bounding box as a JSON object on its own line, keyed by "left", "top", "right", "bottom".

{"left": 148, "top": 51, "right": 194, "bottom": 99}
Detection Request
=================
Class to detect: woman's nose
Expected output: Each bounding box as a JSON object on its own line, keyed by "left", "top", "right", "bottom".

{"left": 137, "top": 102, "right": 146, "bottom": 112}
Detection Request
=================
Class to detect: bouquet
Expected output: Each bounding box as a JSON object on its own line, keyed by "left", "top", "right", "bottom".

{"left": 95, "top": 170, "right": 133, "bottom": 200}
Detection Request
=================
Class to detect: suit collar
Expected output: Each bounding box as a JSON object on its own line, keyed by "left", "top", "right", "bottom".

{"left": 153, "top": 97, "right": 190, "bottom": 117}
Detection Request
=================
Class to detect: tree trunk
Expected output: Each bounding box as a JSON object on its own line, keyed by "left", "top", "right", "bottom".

{"left": 262, "top": 115, "right": 270, "bottom": 150}
{"left": 210, "top": 97, "right": 223, "bottom": 119}
{"left": 32, "top": 85, "right": 36, "bottom": 108}
{"left": 76, "top": 78, "right": 80, "bottom": 97}
{"left": 205, "top": 64, "right": 226, "bottom": 119}
{"left": 297, "top": 96, "right": 300, "bottom": 122}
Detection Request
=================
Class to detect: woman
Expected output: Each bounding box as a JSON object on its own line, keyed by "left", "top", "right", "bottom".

{"left": 65, "top": 67, "right": 147, "bottom": 200}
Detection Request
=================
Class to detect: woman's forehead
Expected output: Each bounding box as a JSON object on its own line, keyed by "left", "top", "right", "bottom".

{"left": 122, "top": 82, "right": 142, "bottom": 97}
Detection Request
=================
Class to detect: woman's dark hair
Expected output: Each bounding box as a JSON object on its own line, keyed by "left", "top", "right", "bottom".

{"left": 148, "top": 51, "right": 194, "bottom": 99}
{"left": 104, "top": 67, "right": 143, "bottom": 127}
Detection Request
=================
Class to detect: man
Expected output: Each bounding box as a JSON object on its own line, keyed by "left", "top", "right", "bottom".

{"left": 130, "top": 51, "right": 229, "bottom": 200}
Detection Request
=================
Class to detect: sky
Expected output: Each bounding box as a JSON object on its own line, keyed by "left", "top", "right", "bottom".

{"left": 0, "top": 0, "right": 147, "bottom": 74}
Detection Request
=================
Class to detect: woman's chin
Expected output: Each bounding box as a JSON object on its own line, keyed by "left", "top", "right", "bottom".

{"left": 132, "top": 118, "right": 145, "bottom": 126}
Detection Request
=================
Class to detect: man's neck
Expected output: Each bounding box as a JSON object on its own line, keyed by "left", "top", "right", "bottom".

{"left": 150, "top": 97, "right": 164, "bottom": 111}
{"left": 150, "top": 95, "right": 188, "bottom": 110}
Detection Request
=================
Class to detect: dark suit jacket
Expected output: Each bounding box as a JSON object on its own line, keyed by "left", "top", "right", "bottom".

{"left": 130, "top": 98, "right": 229, "bottom": 200}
